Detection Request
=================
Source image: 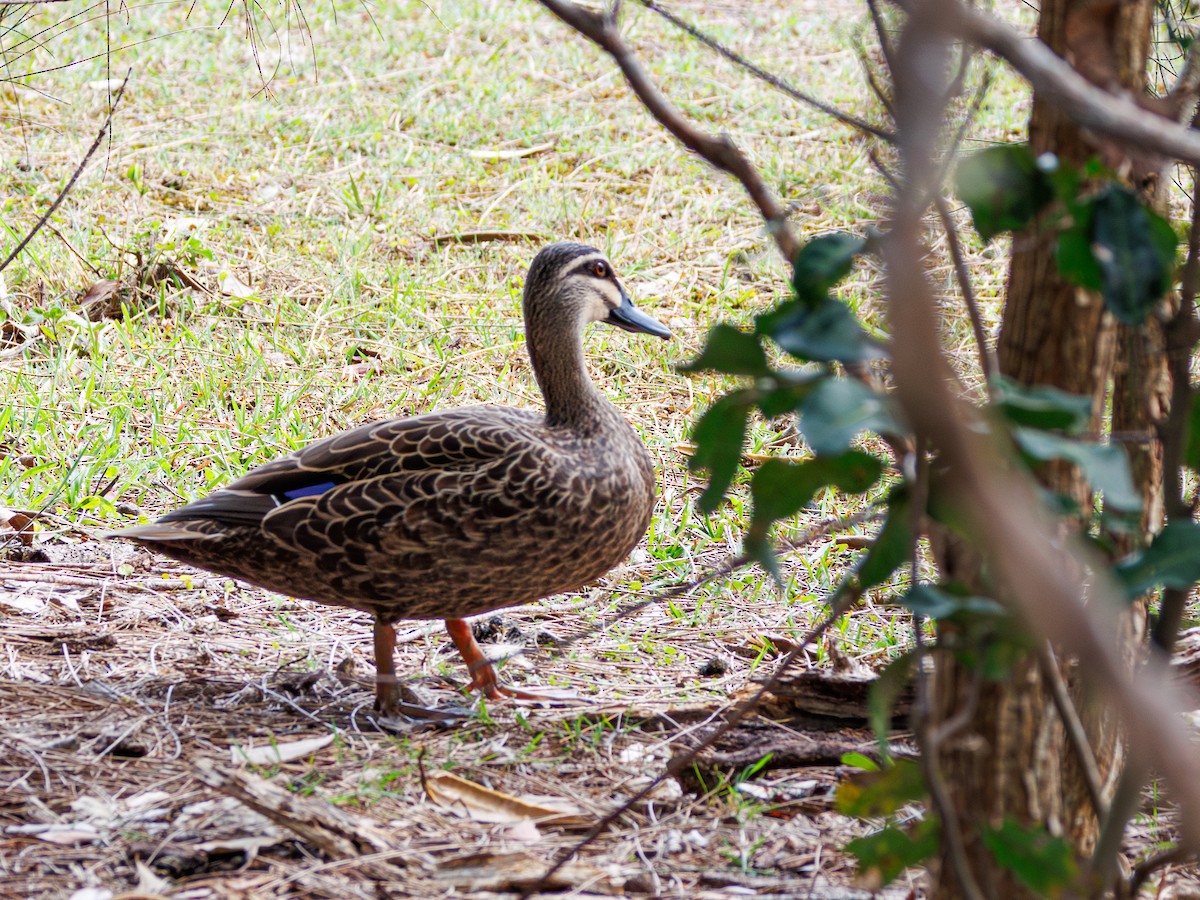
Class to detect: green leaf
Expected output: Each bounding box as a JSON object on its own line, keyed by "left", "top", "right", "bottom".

{"left": 847, "top": 817, "right": 940, "bottom": 887}
{"left": 1089, "top": 185, "right": 1176, "bottom": 324}
{"left": 750, "top": 453, "right": 883, "bottom": 534}
{"left": 756, "top": 296, "right": 882, "bottom": 364}
{"left": 1055, "top": 217, "right": 1104, "bottom": 290}
{"left": 981, "top": 820, "right": 1080, "bottom": 896}
{"left": 837, "top": 757, "right": 927, "bottom": 818}
{"left": 955, "top": 144, "right": 1055, "bottom": 241}
{"left": 798, "top": 377, "right": 900, "bottom": 455}
{"left": 1114, "top": 519, "right": 1200, "bottom": 596}
{"left": 747, "top": 452, "right": 884, "bottom": 573}
{"left": 791, "top": 232, "right": 866, "bottom": 308}
{"left": 868, "top": 652, "right": 914, "bottom": 762}
{"left": 849, "top": 820, "right": 940, "bottom": 892}
{"left": 756, "top": 377, "right": 819, "bottom": 417}
{"left": 901, "top": 584, "right": 1006, "bottom": 620}
{"left": 689, "top": 391, "right": 753, "bottom": 513}
{"left": 678, "top": 323, "right": 771, "bottom": 377}
{"left": 1012, "top": 428, "right": 1141, "bottom": 512}
{"left": 990, "top": 375, "right": 1092, "bottom": 435}
{"left": 840, "top": 751, "right": 879, "bottom": 772}
{"left": 856, "top": 487, "right": 911, "bottom": 591}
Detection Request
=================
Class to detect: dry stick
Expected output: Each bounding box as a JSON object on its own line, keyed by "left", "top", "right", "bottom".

{"left": 866, "top": 0, "right": 899, "bottom": 80}
{"left": 491, "top": 506, "right": 880, "bottom": 676}
{"left": 635, "top": 0, "right": 893, "bottom": 143}
{"left": 0, "top": 69, "right": 130, "bottom": 276}
{"left": 1129, "top": 846, "right": 1197, "bottom": 896}
{"left": 1036, "top": 640, "right": 1105, "bottom": 817}
{"left": 1166, "top": 25, "right": 1200, "bottom": 121}
{"left": 534, "top": 0, "right": 799, "bottom": 263}
{"left": 933, "top": 195, "right": 994, "bottom": 382}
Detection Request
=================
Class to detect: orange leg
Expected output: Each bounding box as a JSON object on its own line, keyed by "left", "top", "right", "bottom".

{"left": 444, "top": 617, "right": 577, "bottom": 702}
{"left": 445, "top": 617, "right": 505, "bottom": 698}
{"left": 373, "top": 620, "right": 399, "bottom": 714}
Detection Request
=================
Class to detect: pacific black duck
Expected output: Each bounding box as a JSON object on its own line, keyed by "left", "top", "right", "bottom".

{"left": 109, "top": 243, "right": 671, "bottom": 713}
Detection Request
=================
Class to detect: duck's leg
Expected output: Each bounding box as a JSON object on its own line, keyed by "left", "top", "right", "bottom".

{"left": 444, "top": 617, "right": 577, "bottom": 702}
{"left": 372, "top": 619, "right": 399, "bottom": 714}
{"left": 445, "top": 617, "right": 506, "bottom": 698}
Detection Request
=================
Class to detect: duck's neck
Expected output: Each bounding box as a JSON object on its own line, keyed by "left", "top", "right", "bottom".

{"left": 528, "top": 324, "right": 609, "bottom": 432}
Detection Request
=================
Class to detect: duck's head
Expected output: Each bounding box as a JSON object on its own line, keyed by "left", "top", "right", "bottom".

{"left": 524, "top": 242, "right": 672, "bottom": 340}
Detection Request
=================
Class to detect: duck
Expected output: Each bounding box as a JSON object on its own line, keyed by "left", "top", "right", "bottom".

{"left": 108, "top": 242, "right": 671, "bottom": 714}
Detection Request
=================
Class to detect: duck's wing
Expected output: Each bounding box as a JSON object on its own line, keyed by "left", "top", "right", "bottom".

{"left": 130, "top": 406, "right": 546, "bottom": 539}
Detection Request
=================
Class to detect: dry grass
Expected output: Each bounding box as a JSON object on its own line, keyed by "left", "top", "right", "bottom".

{"left": 2, "top": 0, "right": 1197, "bottom": 897}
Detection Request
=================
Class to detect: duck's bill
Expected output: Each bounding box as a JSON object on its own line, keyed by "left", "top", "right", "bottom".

{"left": 606, "top": 295, "right": 672, "bottom": 339}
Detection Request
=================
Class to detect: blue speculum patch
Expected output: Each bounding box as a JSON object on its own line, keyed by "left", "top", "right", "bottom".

{"left": 279, "top": 481, "right": 338, "bottom": 501}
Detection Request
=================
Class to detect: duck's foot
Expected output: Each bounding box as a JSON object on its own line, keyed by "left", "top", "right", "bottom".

{"left": 445, "top": 617, "right": 581, "bottom": 705}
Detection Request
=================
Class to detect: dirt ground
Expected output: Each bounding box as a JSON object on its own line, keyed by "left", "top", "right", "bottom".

{"left": 1, "top": 531, "right": 929, "bottom": 899}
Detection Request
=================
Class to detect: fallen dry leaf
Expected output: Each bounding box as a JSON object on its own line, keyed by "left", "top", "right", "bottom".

{"left": 231, "top": 734, "right": 334, "bottom": 766}
{"left": 424, "top": 771, "right": 587, "bottom": 826}
{"left": 0, "top": 506, "right": 35, "bottom": 545}
{"left": 435, "top": 851, "right": 621, "bottom": 894}
{"left": 341, "top": 358, "right": 381, "bottom": 381}
{"left": 217, "top": 271, "right": 256, "bottom": 298}
{"left": 466, "top": 142, "right": 554, "bottom": 160}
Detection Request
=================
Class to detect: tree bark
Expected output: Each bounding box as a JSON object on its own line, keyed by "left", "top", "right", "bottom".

{"left": 928, "top": 0, "right": 1156, "bottom": 894}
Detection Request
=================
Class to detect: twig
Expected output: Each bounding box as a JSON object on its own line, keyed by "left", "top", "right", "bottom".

{"left": 1037, "top": 640, "right": 1105, "bottom": 817}
{"left": 1129, "top": 845, "right": 1195, "bottom": 896}
{"left": 44, "top": 224, "right": 104, "bottom": 278}
{"left": 0, "top": 69, "right": 130, "bottom": 276}
{"left": 935, "top": 0, "right": 1200, "bottom": 168}
{"left": 1090, "top": 754, "right": 1149, "bottom": 889}
{"left": 866, "top": 0, "right": 898, "bottom": 79}
{"left": 533, "top": 0, "right": 799, "bottom": 262}
{"left": 492, "top": 506, "right": 881, "bottom": 667}
{"left": 636, "top": 0, "right": 893, "bottom": 143}
{"left": 934, "top": 194, "right": 994, "bottom": 382}
{"left": 1166, "top": 26, "right": 1200, "bottom": 121}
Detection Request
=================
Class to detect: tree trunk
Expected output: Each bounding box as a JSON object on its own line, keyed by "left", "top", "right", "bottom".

{"left": 928, "top": 0, "right": 1156, "bottom": 894}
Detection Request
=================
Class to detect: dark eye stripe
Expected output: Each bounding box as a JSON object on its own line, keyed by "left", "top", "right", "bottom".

{"left": 562, "top": 255, "right": 609, "bottom": 278}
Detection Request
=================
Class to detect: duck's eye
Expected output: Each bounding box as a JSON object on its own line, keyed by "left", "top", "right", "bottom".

{"left": 593, "top": 262, "right": 608, "bottom": 278}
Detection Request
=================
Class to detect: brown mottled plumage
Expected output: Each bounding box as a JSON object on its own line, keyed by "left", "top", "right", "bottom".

{"left": 109, "top": 243, "right": 671, "bottom": 712}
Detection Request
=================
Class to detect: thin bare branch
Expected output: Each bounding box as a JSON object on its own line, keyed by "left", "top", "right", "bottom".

{"left": 1167, "top": 39, "right": 1200, "bottom": 122}
{"left": 936, "top": 0, "right": 1200, "bottom": 167}
{"left": 934, "top": 194, "right": 995, "bottom": 382}
{"left": 0, "top": 68, "right": 130, "bottom": 275}
{"left": 1130, "top": 846, "right": 1196, "bottom": 896}
{"left": 1037, "top": 641, "right": 1105, "bottom": 817}
{"left": 636, "top": 0, "right": 893, "bottom": 143}
{"left": 533, "top": 0, "right": 799, "bottom": 262}
{"left": 1154, "top": 166, "right": 1200, "bottom": 652}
